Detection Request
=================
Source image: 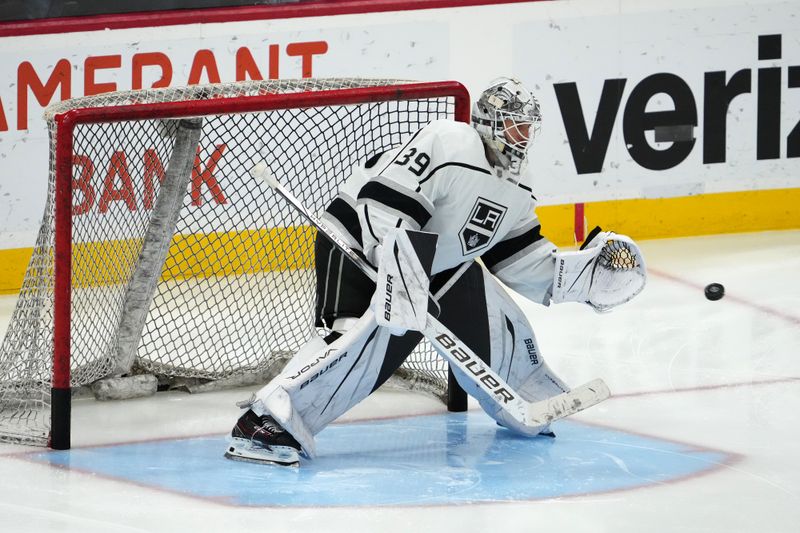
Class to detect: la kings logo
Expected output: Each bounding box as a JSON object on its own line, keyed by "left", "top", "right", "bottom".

{"left": 459, "top": 197, "right": 507, "bottom": 254}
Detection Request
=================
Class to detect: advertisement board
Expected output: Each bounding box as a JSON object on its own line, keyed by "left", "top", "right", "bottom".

{"left": 0, "top": 0, "right": 797, "bottom": 291}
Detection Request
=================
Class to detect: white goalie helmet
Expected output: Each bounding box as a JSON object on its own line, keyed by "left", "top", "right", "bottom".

{"left": 472, "top": 77, "right": 542, "bottom": 177}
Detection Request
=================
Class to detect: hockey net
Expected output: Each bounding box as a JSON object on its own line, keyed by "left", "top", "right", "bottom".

{"left": 0, "top": 78, "right": 470, "bottom": 448}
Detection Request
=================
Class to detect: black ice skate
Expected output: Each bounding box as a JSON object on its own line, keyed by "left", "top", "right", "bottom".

{"left": 224, "top": 409, "right": 302, "bottom": 467}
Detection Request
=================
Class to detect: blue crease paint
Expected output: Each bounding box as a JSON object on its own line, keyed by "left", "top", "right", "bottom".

{"left": 26, "top": 412, "right": 731, "bottom": 507}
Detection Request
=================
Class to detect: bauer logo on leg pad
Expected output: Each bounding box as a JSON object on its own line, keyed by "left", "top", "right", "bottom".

{"left": 383, "top": 274, "right": 393, "bottom": 322}
{"left": 460, "top": 198, "right": 507, "bottom": 254}
{"left": 435, "top": 333, "right": 515, "bottom": 404}
{"left": 524, "top": 338, "right": 539, "bottom": 365}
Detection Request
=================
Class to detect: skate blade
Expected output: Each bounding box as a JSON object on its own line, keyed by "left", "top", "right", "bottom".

{"left": 224, "top": 450, "right": 299, "bottom": 467}
{"left": 224, "top": 439, "right": 300, "bottom": 467}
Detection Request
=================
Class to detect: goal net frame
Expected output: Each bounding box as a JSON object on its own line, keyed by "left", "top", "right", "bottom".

{"left": 3, "top": 79, "right": 470, "bottom": 450}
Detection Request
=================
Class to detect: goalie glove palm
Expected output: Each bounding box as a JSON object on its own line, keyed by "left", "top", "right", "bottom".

{"left": 552, "top": 230, "right": 646, "bottom": 311}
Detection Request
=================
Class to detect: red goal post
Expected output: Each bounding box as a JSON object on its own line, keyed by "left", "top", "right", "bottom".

{"left": 1, "top": 79, "right": 470, "bottom": 450}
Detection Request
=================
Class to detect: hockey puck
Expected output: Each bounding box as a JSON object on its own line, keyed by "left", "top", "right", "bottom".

{"left": 704, "top": 283, "right": 725, "bottom": 301}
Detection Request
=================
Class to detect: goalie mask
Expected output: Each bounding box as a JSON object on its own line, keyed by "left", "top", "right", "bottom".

{"left": 472, "top": 77, "right": 542, "bottom": 178}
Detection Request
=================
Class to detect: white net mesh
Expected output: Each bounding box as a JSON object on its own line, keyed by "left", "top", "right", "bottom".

{"left": 0, "top": 78, "right": 460, "bottom": 446}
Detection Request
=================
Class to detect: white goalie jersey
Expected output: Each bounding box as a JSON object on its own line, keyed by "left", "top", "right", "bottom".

{"left": 321, "top": 119, "right": 558, "bottom": 305}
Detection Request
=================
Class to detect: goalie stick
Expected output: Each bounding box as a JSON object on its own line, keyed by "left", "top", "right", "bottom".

{"left": 250, "top": 161, "right": 610, "bottom": 429}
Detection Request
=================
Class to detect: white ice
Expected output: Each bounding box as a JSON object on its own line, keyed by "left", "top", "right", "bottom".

{"left": 0, "top": 230, "right": 798, "bottom": 532}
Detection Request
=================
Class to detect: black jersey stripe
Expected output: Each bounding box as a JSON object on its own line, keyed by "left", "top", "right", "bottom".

{"left": 364, "top": 150, "right": 386, "bottom": 169}
{"left": 324, "top": 197, "right": 363, "bottom": 246}
{"left": 481, "top": 225, "right": 544, "bottom": 270}
{"left": 358, "top": 181, "right": 432, "bottom": 228}
{"left": 515, "top": 181, "right": 537, "bottom": 200}
{"left": 418, "top": 162, "right": 491, "bottom": 185}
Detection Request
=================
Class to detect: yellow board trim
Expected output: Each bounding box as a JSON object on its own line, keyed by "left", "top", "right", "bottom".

{"left": 1, "top": 188, "right": 798, "bottom": 294}
{"left": 538, "top": 187, "right": 800, "bottom": 247}
{"left": 0, "top": 227, "right": 317, "bottom": 294}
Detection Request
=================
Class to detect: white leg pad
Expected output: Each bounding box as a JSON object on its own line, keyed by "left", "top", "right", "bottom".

{"left": 447, "top": 265, "right": 572, "bottom": 437}
{"left": 276, "top": 335, "right": 328, "bottom": 378}
{"left": 247, "top": 312, "right": 394, "bottom": 453}
{"left": 252, "top": 385, "right": 318, "bottom": 459}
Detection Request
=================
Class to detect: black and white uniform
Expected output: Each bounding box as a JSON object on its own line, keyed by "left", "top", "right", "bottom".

{"left": 252, "top": 120, "right": 569, "bottom": 457}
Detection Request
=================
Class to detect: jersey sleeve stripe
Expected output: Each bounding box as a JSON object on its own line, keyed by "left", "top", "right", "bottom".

{"left": 502, "top": 217, "right": 541, "bottom": 240}
{"left": 323, "top": 197, "right": 363, "bottom": 246}
{"left": 357, "top": 180, "right": 433, "bottom": 229}
{"left": 515, "top": 181, "right": 537, "bottom": 200}
{"left": 481, "top": 225, "right": 545, "bottom": 271}
{"left": 418, "top": 162, "right": 491, "bottom": 185}
{"left": 364, "top": 150, "right": 386, "bottom": 169}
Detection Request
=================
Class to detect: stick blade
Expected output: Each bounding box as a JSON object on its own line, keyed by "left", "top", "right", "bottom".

{"left": 526, "top": 378, "right": 610, "bottom": 426}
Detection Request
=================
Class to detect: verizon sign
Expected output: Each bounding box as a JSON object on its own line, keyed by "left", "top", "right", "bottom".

{"left": 551, "top": 35, "right": 798, "bottom": 174}
{"left": 513, "top": 4, "right": 800, "bottom": 203}
{"left": 0, "top": 0, "right": 798, "bottom": 249}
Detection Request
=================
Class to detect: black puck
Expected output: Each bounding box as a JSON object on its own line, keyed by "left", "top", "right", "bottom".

{"left": 704, "top": 283, "right": 725, "bottom": 301}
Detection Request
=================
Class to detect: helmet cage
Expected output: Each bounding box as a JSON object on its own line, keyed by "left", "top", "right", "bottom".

{"left": 472, "top": 78, "right": 541, "bottom": 176}
{"left": 495, "top": 109, "right": 541, "bottom": 162}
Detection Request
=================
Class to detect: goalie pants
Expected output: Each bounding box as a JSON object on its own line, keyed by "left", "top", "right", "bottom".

{"left": 252, "top": 236, "right": 569, "bottom": 455}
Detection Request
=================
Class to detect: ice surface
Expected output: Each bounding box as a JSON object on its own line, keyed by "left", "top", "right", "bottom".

{"left": 0, "top": 231, "right": 798, "bottom": 532}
